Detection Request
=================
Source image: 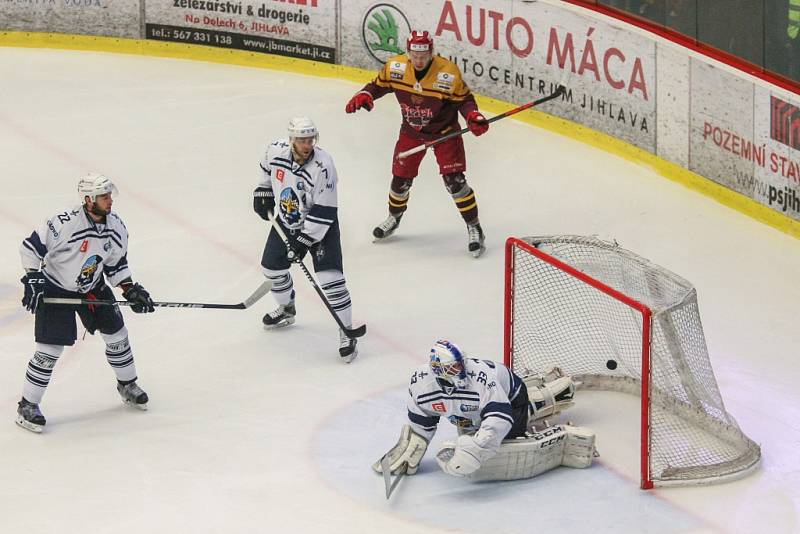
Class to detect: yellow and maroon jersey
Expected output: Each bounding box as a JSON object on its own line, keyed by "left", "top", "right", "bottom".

{"left": 362, "top": 54, "right": 478, "bottom": 141}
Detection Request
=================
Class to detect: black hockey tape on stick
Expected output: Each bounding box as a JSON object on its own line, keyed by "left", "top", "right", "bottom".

{"left": 43, "top": 280, "right": 272, "bottom": 310}
{"left": 379, "top": 454, "right": 406, "bottom": 500}
{"left": 267, "top": 213, "right": 366, "bottom": 339}
{"left": 397, "top": 85, "right": 567, "bottom": 159}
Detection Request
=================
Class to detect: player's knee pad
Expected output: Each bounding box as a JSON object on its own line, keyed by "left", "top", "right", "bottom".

{"left": 390, "top": 175, "right": 413, "bottom": 196}
{"left": 101, "top": 326, "right": 129, "bottom": 349}
{"left": 523, "top": 365, "right": 576, "bottom": 423}
{"left": 442, "top": 172, "right": 467, "bottom": 194}
{"left": 442, "top": 424, "right": 596, "bottom": 481}
{"left": 316, "top": 270, "right": 344, "bottom": 286}
{"left": 262, "top": 268, "right": 293, "bottom": 295}
{"left": 33, "top": 343, "right": 64, "bottom": 367}
{"left": 317, "top": 270, "right": 350, "bottom": 309}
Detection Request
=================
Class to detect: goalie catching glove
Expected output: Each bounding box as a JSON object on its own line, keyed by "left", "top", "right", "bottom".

{"left": 522, "top": 365, "right": 576, "bottom": 423}
{"left": 372, "top": 424, "right": 429, "bottom": 475}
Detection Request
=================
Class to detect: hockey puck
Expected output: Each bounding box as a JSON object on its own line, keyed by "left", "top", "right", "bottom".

{"left": 606, "top": 360, "right": 618, "bottom": 370}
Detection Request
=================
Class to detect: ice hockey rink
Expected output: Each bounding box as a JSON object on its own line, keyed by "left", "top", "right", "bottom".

{"left": 1, "top": 47, "right": 798, "bottom": 534}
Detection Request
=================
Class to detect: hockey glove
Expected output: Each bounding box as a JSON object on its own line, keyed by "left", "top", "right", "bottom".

{"left": 253, "top": 186, "right": 275, "bottom": 221}
{"left": 121, "top": 282, "right": 155, "bottom": 313}
{"left": 21, "top": 270, "right": 46, "bottom": 314}
{"left": 345, "top": 91, "right": 374, "bottom": 113}
{"left": 287, "top": 233, "right": 315, "bottom": 263}
{"left": 466, "top": 110, "right": 489, "bottom": 137}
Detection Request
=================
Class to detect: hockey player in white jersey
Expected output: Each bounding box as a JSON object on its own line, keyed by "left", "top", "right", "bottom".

{"left": 374, "top": 340, "right": 596, "bottom": 481}
{"left": 15, "top": 173, "right": 155, "bottom": 433}
{"left": 253, "top": 117, "right": 358, "bottom": 362}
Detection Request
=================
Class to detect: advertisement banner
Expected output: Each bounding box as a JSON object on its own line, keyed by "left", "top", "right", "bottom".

{"left": 144, "top": 0, "right": 335, "bottom": 63}
{"left": 691, "top": 61, "right": 800, "bottom": 222}
{"left": 340, "top": 0, "right": 656, "bottom": 150}
{"left": 0, "top": 0, "right": 140, "bottom": 38}
{"left": 689, "top": 61, "right": 755, "bottom": 196}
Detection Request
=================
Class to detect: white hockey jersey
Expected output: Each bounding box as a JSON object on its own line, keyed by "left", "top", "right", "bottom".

{"left": 407, "top": 358, "right": 525, "bottom": 454}
{"left": 257, "top": 139, "right": 339, "bottom": 242}
{"left": 20, "top": 206, "right": 132, "bottom": 293}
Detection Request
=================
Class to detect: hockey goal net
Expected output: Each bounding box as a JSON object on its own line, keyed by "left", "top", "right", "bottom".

{"left": 504, "top": 235, "right": 760, "bottom": 488}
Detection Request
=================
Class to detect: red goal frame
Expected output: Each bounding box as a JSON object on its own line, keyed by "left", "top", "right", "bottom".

{"left": 503, "top": 237, "right": 656, "bottom": 489}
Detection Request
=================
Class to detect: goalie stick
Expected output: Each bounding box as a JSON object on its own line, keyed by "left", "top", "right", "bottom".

{"left": 267, "top": 213, "right": 366, "bottom": 339}
{"left": 42, "top": 280, "right": 272, "bottom": 310}
{"left": 397, "top": 85, "right": 567, "bottom": 159}
{"left": 379, "top": 454, "right": 406, "bottom": 500}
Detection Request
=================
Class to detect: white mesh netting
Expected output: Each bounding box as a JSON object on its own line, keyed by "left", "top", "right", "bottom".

{"left": 506, "top": 235, "right": 760, "bottom": 487}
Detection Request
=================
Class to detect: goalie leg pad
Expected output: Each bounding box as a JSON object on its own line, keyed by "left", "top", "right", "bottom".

{"left": 562, "top": 425, "right": 596, "bottom": 468}
{"left": 448, "top": 424, "right": 596, "bottom": 481}
{"left": 372, "top": 425, "right": 429, "bottom": 475}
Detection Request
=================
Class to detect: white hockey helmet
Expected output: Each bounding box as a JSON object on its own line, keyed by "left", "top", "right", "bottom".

{"left": 287, "top": 117, "right": 319, "bottom": 143}
{"left": 430, "top": 339, "right": 467, "bottom": 385}
{"left": 78, "top": 173, "right": 118, "bottom": 202}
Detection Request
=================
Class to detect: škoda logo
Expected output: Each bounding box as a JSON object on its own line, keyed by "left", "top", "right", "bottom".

{"left": 362, "top": 4, "right": 411, "bottom": 65}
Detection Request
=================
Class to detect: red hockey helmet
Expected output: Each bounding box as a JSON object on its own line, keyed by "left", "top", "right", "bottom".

{"left": 406, "top": 30, "right": 433, "bottom": 52}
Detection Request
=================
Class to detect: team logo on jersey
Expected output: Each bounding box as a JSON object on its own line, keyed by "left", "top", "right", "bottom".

{"left": 279, "top": 187, "right": 301, "bottom": 225}
{"left": 76, "top": 254, "right": 102, "bottom": 290}
{"left": 448, "top": 415, "right": 474, "bottom": 429}
{"left": 460, "top": 403, "right": 478, "bottom": 412}
{"left": 431, "top": 401, "right": 447, "bottom": 413}
{"left": 79, "top": 239, "right": 89, "bottom": 253}
{"left": 103, "top": 241, "right": 112, "bottom": 252}
{"left": 276, "top": 168, "right": 285, "bottom": 183}
{"left": 361, "top": 4, "right": 411, "bottom": 65}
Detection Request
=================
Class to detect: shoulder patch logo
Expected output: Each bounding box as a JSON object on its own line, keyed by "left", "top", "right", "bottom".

{"left": 276, "top": 168, "right": 285, "bottom": 183}
{"left": 431, "top": 401, "right": 447, "bottom": 413}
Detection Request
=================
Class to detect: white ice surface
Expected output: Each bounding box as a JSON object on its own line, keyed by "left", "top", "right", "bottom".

{"left": 0, "top": 48, "right": 798, "bottom": 534}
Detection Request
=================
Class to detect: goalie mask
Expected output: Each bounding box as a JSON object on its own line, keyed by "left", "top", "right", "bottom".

{"left": 430, "top": 339, "right": 467, "bottom": 387}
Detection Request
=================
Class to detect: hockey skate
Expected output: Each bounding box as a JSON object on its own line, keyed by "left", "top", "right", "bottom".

{"left": 372, "top": 214, "right": 402, "bottom": 241}
{"left": 339, "top": 329, "right": 358, "bottom": 364}
{"left": 262, "top": 301, "right": 296, "bottom": 329}
{"left": 16, "top": 397, "right": 45, "bottom": 433}
{"left": 467, "top": 222, "right": 485, "bottom": 258}
{"left": 117, "top": 381, "right": 149, "bottom": 410}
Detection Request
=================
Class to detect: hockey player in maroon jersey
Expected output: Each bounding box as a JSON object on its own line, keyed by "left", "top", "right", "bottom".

{"left": 345, "top": 30, "right": 490, "bottom": 258}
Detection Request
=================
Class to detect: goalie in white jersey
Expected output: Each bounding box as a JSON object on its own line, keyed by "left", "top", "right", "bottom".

{"left": 374, "top": 340, "right": 597, "bottom": 481}
{"left": 15, "top": 173, "right": 155, "bottom": 433}
{"left": 253, "top": 117, "right": 358, "bottom": 362}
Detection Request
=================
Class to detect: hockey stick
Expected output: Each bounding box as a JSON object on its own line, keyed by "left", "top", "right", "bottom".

{"left": 42, "top": 280, "right": 272, "bottom": 310}
{"left": 267, "top": 214, "right": 366, "bottom": 339}
{"left": 379, "top": 454, "right": 406, "bottom": 500}
{"left": 397, "top": 85, "right": 567, "bottom": 159}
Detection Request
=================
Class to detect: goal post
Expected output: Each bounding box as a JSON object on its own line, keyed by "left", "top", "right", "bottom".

{"left": 504, "top": 235, "right": 761, "bottom": 489}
